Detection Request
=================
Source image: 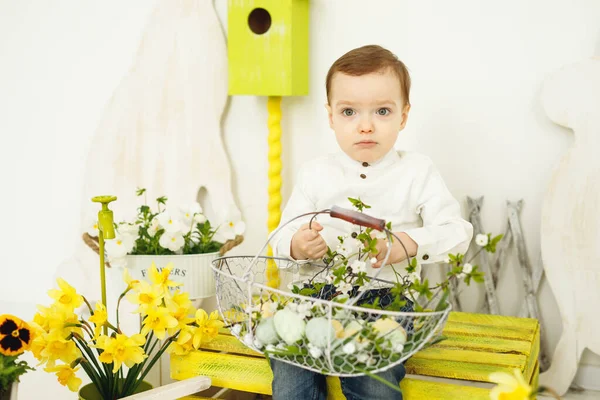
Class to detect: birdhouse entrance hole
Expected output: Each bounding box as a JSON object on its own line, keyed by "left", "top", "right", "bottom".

{"left": 248, "top": 8, "right": 271, "bottom": 35}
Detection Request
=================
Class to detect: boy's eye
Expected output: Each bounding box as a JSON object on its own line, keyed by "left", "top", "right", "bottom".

{"left": 376, "top": 108, "right": 391, "bottom": 116}
{"left": 342, "top": 109, "right": 356, "bottom": 117}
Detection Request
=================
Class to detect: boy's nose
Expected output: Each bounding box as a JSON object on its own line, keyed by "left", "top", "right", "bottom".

{"left": 358, "top": 118, "right": 374, "bottom": 134}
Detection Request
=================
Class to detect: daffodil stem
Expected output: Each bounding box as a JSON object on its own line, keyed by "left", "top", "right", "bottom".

{"left": 122, "top": 334, "right": 158, "bottom": 396}
{"left": 132, "top": 336, "right": 177, "bottom": 395}
{"left": 72, "top": 336, "right": 106, "bottom": 396}
{"left": 116, "top": 294, "right": 125, "bottom": 332}
{"left": 72, "top": 333, "right": 106, "bottom": 380}
{"left": 81, "top": 296, "right": 94, "bottom": 315}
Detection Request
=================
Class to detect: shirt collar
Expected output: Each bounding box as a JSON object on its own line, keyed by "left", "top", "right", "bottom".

{"left": 337, "top": 148, "right": 401, "bottom": 171}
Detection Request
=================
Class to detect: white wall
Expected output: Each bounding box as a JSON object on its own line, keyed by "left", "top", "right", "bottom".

{"left": 1, "top": 0, "right": 599, "bottom": 393}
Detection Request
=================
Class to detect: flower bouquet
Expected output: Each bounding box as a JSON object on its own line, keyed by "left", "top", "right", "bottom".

{"left": 28, "top": 261, "right": 222, "bottom": 398}
{"left": 212, "top": 198, "right": 499, "bottom": 380}
{"left": 82, "top": 188, "right": 245, "bottom": 299}
{"left": 0, "top": 315, "right": 34, "bottom": 399}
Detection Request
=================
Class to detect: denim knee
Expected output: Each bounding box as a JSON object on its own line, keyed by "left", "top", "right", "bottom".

{"left": 270, "top": 359, "right": 327, "bottom": 400}
{"left": 339, "top": 362, "right": 406, "bottom": 400}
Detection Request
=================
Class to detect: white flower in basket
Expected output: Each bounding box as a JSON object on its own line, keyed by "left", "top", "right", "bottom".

{"left": 210, "top": 197, "right": 500, "bottom": 384}
{"left": 83, "top": 189, "right": 244, "bottom": 300}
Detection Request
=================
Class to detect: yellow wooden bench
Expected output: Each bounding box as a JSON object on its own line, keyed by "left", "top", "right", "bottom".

{"left": 171, "top": 312, "right": 540, "bottom": 400}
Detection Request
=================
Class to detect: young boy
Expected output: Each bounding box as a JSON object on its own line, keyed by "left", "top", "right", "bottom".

{"left": 271, "top": 45, "right": 473, "bottom": 400}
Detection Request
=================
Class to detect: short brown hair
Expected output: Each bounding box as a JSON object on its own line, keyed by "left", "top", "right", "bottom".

{"left": 326, "top": 45, "right": 411, "bottom": 106}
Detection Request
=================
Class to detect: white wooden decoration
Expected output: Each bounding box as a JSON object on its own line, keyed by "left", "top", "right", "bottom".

{"left": 538, "top": 57, "right": 600, "bottom": 395}
{"left": 461, "top": 196, "right": 550, "bottom": 371}
{"left": 54, "top": 0, "right": 234, "bottom": 388}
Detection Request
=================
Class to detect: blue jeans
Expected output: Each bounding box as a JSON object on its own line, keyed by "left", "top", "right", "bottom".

{"left": 270, "top": 359, "right": 406, "bottom": 400}
{"left": 270, "top": 287, "right": 411, "bottom": 399}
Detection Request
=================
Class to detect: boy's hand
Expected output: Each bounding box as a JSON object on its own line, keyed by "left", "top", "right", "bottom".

{"left": 290, "top": 222, "right": 327, "bottom": 260}
{"left": 370, "top": 232, "right": 418, "bottom": 268}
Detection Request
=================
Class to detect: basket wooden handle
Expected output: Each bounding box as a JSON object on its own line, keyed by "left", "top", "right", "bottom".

{"left": 330, "top": 205, "right": 386, "bottom": 231}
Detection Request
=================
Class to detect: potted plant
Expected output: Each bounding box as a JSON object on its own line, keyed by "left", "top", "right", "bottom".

{"left": 0, "top": 315, "right": 34, "bottom": 400}
{"left": 29, "top": 196, "right": 222, "bottom": 399}
{"left": 83, "top": 188, "right": 245, "bottom": 300}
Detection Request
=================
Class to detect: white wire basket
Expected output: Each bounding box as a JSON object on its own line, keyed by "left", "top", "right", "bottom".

{"left": 210, "top": 206, "right": 451, "bottom": 377}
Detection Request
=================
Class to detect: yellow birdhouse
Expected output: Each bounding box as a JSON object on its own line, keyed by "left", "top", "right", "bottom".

{"left": 228, "top": 0, "right": 309, "bottom": 96}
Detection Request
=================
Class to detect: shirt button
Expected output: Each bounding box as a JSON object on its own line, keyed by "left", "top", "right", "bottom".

{"left": 422, "top": 254, "right": 429, "bottom": 260}
{"left": 362, "top": 162, "right": 369, "bottom": 167}
{"left": 360, "top": 174, "right": 366, "bottom": 179}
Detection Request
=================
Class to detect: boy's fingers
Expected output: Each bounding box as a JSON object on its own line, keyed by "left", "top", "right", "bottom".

{"left": 310, "top": 222, "right": 323, "bottom": 231}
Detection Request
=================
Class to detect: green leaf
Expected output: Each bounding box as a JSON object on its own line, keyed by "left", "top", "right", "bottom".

{"left": 136, "top": 187, "right": 147, "bottom": 196}
{"left": 435, "top": 288, "right": 450, "bottom": 311}
{"left": 156, "top": 196, "right": 168, "bottom": 205}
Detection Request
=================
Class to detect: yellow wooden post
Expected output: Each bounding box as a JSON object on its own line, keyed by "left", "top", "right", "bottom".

{"left": 228, "top": 0, "right": 309, "bottom": 287}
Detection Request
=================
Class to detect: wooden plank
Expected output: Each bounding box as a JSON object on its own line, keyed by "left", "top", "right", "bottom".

{"left": 406, "top": 358, "right": 518, "bottom": 383}
{"left": 433, "top": 334, "right": 532, "bottom": 354}
{"left": 447, "top": 312, "right": 538, "bottom": 331}
{"left": 401, "top": 378, "right": 491, "bottom": 400}
{"left": 524, "top": 324, "right": 540, "bottom": 381}
{"left": 172, "top": 351, "right": 273, "bottom": 395}
{"left": 410, "top": 347, "right": 526, "bottom": 368}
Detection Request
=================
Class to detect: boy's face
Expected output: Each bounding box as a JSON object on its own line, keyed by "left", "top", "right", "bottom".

{"left": 326, "top": 69, "right": 409, "bottom": 164}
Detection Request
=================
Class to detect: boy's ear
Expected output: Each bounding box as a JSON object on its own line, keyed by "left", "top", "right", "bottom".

{"left": 399, "top": 104, "right": 411, "bottom": 130}
{"left": 325, "top": 103, "right": 334, "bottom": 129}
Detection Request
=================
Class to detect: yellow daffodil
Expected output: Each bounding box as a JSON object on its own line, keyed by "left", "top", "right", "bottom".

{"left": 45, "top": 364, "right": 82, "bottom": 392}
{"left": 167, "top": 326, "right": 195, "bottom": 356}
{"left": 0, "top": 315, "right": 33, "bottom": 356}
{"left": 33, "top": 304, "right": 82, "bottom": 338}
{"left": 96, "top": 333, "right": 147, "bottom": 373}
{"left": 149, "top": 262, "right": 182, "bottom": 295}
{"left": 192, "top": 309, "right": 223, "bottom": 348}
{"left": 165, "top": 291, "right": 195, "bottom": 333}
{"left": 489, "top": 369, "right": 532, "bottom": 400}
{"left": 123, "top": 268, "right": 140, "bottom": 291}
{"left": 47, "top": 278, "right": 83, "bottom": 312}
{"left": 126, "top": 280, "right": 164, "bottom": 315}
{"left": 39, "top": 330, "right": 81, "bottom": 367}
{"left": 27, "top": 321, "right": 46, "bottom": 361}
{"left": 88, "top": 302, "right": 107, "bottom": 338}
{"left": 141, "top": 306, "right": 179, "bottom": 340}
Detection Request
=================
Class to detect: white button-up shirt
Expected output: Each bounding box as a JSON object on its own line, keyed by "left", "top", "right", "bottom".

{"left": 273, "top": 149, "right": 473, "bottom": 283}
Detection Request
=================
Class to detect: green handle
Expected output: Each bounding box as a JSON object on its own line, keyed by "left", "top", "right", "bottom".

{"left": 91, "top": 195, "right": 117, "bottom": 330}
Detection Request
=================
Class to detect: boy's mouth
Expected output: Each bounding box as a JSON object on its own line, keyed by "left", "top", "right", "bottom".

{"left": 355, "top": 140, "right": 377, "bottom": 148}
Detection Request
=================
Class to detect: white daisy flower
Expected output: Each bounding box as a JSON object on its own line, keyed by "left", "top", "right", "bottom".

{"left": 475, "top": 234, "right": 489, "bottom": 247}
{"left": 462, "top": 263, "right": 473, "bottom": 274}
{"left": 105, "top": 232, "right": 135, "bottom": 259}
{"left": 337, "top": 282, "right": 353, "bottom": 295}
{"left": 86, "top": 218, "right": 99, "bottom": 237}
{"left": 157, "top": 211, "right": 182, "bottom": 233}
{"left": 350, "top": 260, "right": 367, "bottom": 274}
{"left": 159, "top": 231, "right": 185, "bottom": 252}
{"left": 147, "top": 218, "right": 160, "bottom": 237}
{"left": 218, "top": 205, "right": 246, "bottom": 240}
{"left": 180, "top": 202, "right": 202, "bottom": 226}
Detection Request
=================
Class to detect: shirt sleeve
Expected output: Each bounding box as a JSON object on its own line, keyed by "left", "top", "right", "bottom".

{"left": 402, "top": 159, "right": 473, "bottom": 264}
{"left": 272, "top": 165, "right": 316, "bottom": 259}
